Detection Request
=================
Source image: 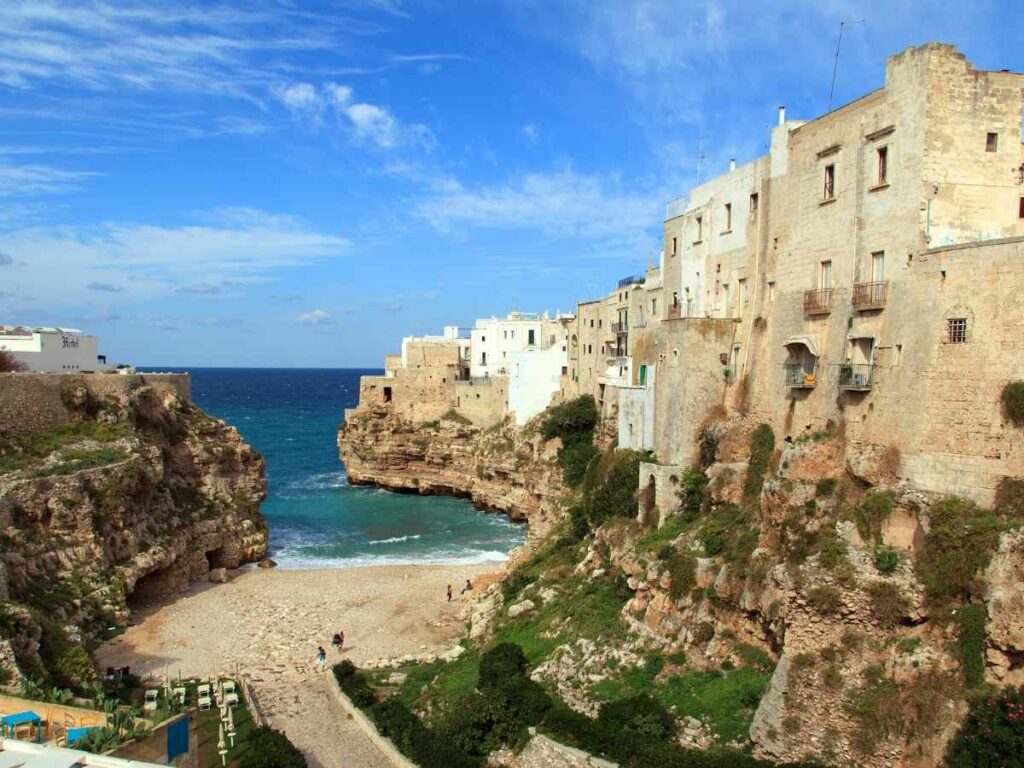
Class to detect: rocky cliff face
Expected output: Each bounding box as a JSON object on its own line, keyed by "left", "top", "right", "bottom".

{"left": 338, "top": 407, "right": 566, "bottom": 534}
{"left": 0, "top": 380, "right": 267, "bottom": 685}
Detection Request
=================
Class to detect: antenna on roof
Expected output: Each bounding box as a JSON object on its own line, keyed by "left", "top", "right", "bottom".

{"left": 695, "top": 137, "right": 707, "bottom": 185}
{"left": 828, "top": 19, "right": 865, "bottom": 113}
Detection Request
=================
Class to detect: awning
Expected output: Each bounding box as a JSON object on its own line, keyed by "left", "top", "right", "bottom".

{"left": 782, "top": 335, "right": 820, "bottom": 357}
{"left": 847, "top": 332, "right": 877, "bottom": 341}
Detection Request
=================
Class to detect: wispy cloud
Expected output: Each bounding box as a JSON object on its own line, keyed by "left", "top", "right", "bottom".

{"left": 1, "top": 207, "right": 349, "bottom": 307}
{"left": 86, "top": 282, "right": 121, "bottom": 293}
{"left": 0, "top": 163, "right": 97, "bottom": 196}
{"left": 297, "top": 308, "right": 333, "bottom": 325}
{"left": 416, "top": 168, "right": 662, "bottom": 242}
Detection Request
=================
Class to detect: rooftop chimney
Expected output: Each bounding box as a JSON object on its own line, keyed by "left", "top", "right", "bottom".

{"left": 729, "top": 158, "right": 736, "bottom": 171}
{"left": 778, "top": 106, "right": 786, "bottom": 125}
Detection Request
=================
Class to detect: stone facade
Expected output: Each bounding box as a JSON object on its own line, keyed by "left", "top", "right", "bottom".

{"left": 0, "top": 372, "right": 190, "bottom": 438}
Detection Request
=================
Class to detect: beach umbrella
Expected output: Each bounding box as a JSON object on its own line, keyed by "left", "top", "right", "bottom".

{"left": 217, "top": 724, "right": 227, "bottom": 766}
{"left": 226, "top": 708, "right": 235, "bottom": 747}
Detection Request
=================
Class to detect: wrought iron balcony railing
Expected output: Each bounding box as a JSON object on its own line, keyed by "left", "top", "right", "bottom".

{"left": 837, "top": 363, "right": 875, "bottom": 391}
{"left": 852, "top": 281, "right": 888, "bottom": 310}
{"left": 611, "top": 321, "right": 627, "bottom": 334}
{"left": 803, "top": 288, "right": 833, "bottom": 315}
{"left": 784, "top": 363, "right": 818, "bottom": 389}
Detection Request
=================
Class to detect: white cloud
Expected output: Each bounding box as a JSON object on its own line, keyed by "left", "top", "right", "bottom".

{"left": 345, "top": 103, "right": 397, "bottom": 148}
{"left": 0, "top": 163, "right": 97, "bottom": 196}
{"left": 416, "top": 169, "right": 662, "bottom": 242}
{"left": 271, "top": 82, "right": 325, "bottom": 124}
{"left": 522, "top": 124, "right": 539, "bottom": 146}
{"left": 1, "top": 207, "right": 348, "bottom": 307}
{"left": 297, "top": 308, "right": 333, "bottom": 325}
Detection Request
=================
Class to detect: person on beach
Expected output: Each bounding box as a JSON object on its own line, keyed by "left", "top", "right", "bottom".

{"left": 316, "top": 646, "right": 327, "bottom": 669}
{"left": 460, "top": 579, "right": 473, "bottom": 595}
{"left": 446, "top": 584, "right": 452, "bottom": 602}
{"left": 331, "top": 632, "right": 344, "bottom": 652}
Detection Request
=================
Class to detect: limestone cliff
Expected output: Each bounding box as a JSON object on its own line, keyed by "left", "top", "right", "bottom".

{"left": 0, "top": 378, "right": 267, "bottom": 685}
{"left": 338, "top": 406, "right": 566, "bottom": 534}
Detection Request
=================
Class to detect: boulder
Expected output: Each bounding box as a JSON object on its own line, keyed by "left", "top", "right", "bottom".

{"left": 257, "top": 558, "right": 277, "bottom": 569}
{"left": 507, "top": 599, "right": 536, "bottom": 618}
{"left": 208, "top": 568, "right": 228, "bottom": 584}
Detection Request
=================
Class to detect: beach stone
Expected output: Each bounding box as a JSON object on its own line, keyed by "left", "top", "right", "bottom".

{"left": 208, "top": 568, "right": 228, "bottom": 584}
{"left": 258, "top": 559, "right": 278, "bottom": 569}
{"left": 508, "top": 599, "right": 535, "bottom": 618}
{"left": 387, "top": 672, "right": 407, "bottom": 685}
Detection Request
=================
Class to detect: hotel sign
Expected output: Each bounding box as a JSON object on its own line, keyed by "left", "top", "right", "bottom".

{"left": 61, "top": 336, "right": 79, "bottom": 349}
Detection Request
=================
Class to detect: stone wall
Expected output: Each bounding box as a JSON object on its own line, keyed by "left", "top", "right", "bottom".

{"left": 0, "top": 372, "right": 190, "bottom": 438}
{"left": 453, "top": 377, "right": 508, "bottom": 427}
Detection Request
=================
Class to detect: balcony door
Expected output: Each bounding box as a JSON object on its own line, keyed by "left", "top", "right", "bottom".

{"left": 871, "top": 251, "right": 885, "bottom": 283}
{"left": 819, "top": 260, "right": 832, "bottom": 290}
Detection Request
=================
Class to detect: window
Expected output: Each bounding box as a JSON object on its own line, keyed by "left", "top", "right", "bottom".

{"left": 876, "top": 146, "right": 888, "bottom": 185}
{"left": 503, "top": 330, "right": 507, "bottom": 339}
{"left": 893, "top": 344, "right": 903, "bottom": 367}
{"left": 1019, "top": 197, "right": 1024, "bottom": 219}
{"left": 723, "top": 203, "right": 732, "bottom": 232}
{"left": 820, "top": 260, "right": 832, "bottom": 290}
{"left": 651, "top": 298, "right": 657, "bottom": 314}
{"left": 986, "top": 132, "right": 999, "bottom": 153}
{"left": 750, "top": 193, "right": 759, "bottom": 215}
{"left": 871, "top": 251, "right": 885, "bottom": 282}
{"left": 948, "top": 318, "right": 968, "bottom": 343}
{"left": 590, "top": 319, "right": 594, "bottom": 328}
{"left": 481, "top": 352, "right": 487, "bottom": 365}
{"left": 737, "top": 279, "right": 747, "bottom": 312}
{"left": 695, "top": 215, "right": 703, "bottom": 241}
{"left": 672, "top": 236, "right": 678, "bottom": 254}
{"left": 767, "top": 281, "right": 775, "bottom": 302}
{"left": 823, "top": 164, "right": 836, "bottom": 200}
{"left": 528, "top": 329, "right": 535, "bottom": 346}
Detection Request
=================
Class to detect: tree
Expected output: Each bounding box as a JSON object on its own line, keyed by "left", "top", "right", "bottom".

{"left": 0, "top": 349, "right": 27, "bottom": 373}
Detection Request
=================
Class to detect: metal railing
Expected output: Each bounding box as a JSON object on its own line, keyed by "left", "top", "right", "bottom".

{"left": 784, "top": 363, "right": 818, "bottom": 388}
{"left": 618, "top": 274, "right": 646, "bottom": 288}
{"left": 852, "top": 281, "right": 888, "bottom": 310}
{"left": 803, "top": 288, "right": 833, "bottom": 315}
{"left": 611, "top": 321, "right": 628, "bottom": 334}
{"left": 837, "top": 363, "right": 875, "bottom": 390}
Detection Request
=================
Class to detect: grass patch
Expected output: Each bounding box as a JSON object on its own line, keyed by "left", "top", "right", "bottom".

{"left": 0, "top": 420, "right": 130, "bottom": 474}
{"left": 849, "top": 490, "right": 894, "bottom": 542}
{"left": 955, "top": 604, "right": 987, "bottom": 688}
{"left": 35, "top": 447, "right": 127, "bottom": 476}
{"left": 657, "top": 667, "right": 771, "bottom": 744}
{"left": 916, "top": 496, "right": 1003, "bottom": 605}
{"left": 442, "top": 408, "right": 473, "bottom": 426}
{"left": 742, "top": 424, "right": 775, "bottom": 509}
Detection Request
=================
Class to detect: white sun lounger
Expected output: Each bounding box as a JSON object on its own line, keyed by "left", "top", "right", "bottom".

{"left": 143, "top": 689, "right": 159, "bottom": 712}
{"left": 223, "top": 692, "right": 239, "bottom": 708}
{"left": 197, "top": 695, "right": 212, "bottom": 711}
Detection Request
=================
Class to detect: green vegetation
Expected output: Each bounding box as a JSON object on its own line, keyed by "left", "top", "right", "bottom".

{"left": 807, "top": 585, "right": 842, "bottom": 615}
{"left": 916, "top": 496, "right": 1002, "bottom": 605}
{"left": 945, "top": 685, "right": 1024, "bottom": 767}
{"left": 541, "top": 396, "right": 599, "bottom": 487}
{"left": 442, "top": 408, "right": 473, "bottom": 426}
{"left": 664, "top": 551, "right": 697, "bottom": 601}
{"left": 1000, "top": 381, "right": 1024, "bottom": 427}
{"left": 742, "top": 424, "right": 775, "bottom": 509}
{"left": 815, "top": 478, "right": 837, "bottom": 497}
{"left": 844, "top": 665, "right": 903, "bottom": 754}
{"left": 955, "top": 604, "right": 987, "bottom": 688}
{"left": 36, "top": 447, "right": 127, "bottom": 476}
{"left": 866, "top": 582, "right": 907, "bottom": 628}
{"left": 237, "top": 728, "right": 307, "bottom": 768}
{"left": 698, "top": 503, "right": 759, "bottom": 574}
{"left": 677, "top": 466, "right": 709, "bottom": 522}
{"left": 873, "top": 547, "right": 900, "bottom": 574}
{"left": 0, "top": 420, "right": 129, "bottom": 474}
{"left": 580, "top": 449, "right": 648, "bottom": 527}
{"left": 849, "top": 490, "right": 894, "bottom": 542}
{"left": 994, "top": 476, "right": 1024, "bottom": 521}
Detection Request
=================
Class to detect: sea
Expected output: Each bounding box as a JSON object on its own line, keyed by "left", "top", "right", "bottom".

{"left": 141, "top": 368, "right": 526, "bottom": 569}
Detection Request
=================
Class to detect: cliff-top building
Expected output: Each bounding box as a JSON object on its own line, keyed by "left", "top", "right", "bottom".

{"left": 0, "top": 325, "right": 117, "bottom": 373}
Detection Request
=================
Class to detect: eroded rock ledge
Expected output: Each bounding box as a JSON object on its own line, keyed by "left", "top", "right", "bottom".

{"left": 0, "top": 377, "right": 267, "bottom": 683}
{"left": 338, "top": 408, "right": 566, "bottom": 535}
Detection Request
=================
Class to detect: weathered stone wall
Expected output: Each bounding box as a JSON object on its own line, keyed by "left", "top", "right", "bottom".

{"left": 652, "top": 319, "right": 737, "bottom": 466}
{"left": 0, "top": 372, "right": 190, "bottom": 438}
{"left": 453, "top": 376, "right": 508, "bottom": 427}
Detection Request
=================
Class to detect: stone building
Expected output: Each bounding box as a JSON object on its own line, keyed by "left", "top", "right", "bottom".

{"left": 644, "top": 43, "right": 1024, "bottom": 505}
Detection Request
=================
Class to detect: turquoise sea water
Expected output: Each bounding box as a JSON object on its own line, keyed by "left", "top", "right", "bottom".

{"left": 145, "top": 368, "right": 526, "bottom": 568}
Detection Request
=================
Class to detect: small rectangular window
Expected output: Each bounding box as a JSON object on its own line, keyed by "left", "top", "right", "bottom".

{"left": 750, "top": 193, "right": 759, "bottom": 214}
{"left": 948, "top": 318, "right": 968, "bottom": 343}
{"left": 876, "top": 146, "right": 888, "bottom": 185}
{"left": 767, "top": 281, "right": 775, "bottom": 302}
{"left": 723, "top": 203, "right": 732, "bottom": 232}
{"left": 823, "top": 164, "right": 835, "bottom": 200}
{"left": 986, "top": 133, "right": 999, "bottom": 152}
{"left": 672, "top": 236, "right": 678, "bottom": 254}
{"left": 695, "top": 215, "right": 703, "bottom": 241}
{"left": 1019, "top": 197, "right": 1024, "bottom": 219}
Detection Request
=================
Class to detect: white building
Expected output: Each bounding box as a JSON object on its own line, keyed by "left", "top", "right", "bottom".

{"left": 0, "top": 326, "right": 116, "bottom": 372}
{"left": 0, "top": 738, "right": 165, "bottom": 768}
{"left": 617, "top": 365, "right": 656, "bottom": 450}
{"left": 469, "top": 312, "right": 567, "bottom": 379}
{"left": 507, "top": 339, "right": 569, "bottom": 425}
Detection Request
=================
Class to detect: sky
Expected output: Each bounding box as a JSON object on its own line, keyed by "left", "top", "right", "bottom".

{"left": 0, "top": 0, "right": 1020, "bottom": 367}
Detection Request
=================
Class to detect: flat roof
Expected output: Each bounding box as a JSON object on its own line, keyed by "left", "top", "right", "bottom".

{"left": 0, "top": 739, "right": 163, "bottom": 768}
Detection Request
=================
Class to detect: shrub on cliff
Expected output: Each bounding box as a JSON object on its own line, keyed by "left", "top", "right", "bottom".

{"left": 741, "top": 424, "right": 775, "bottom": 509}
{"left": 0, "top": 350, "right": 27, "bottom": 373}
{"left": 581, "top": 449, "right": 647, "bottom": 526}
{"left": 850, "top": 490, "right": 894, "bottom": 542}
{"left": 558, "top": 440, "right": 598, "bottom": 487}
{"left": 916, "top": 496, "right": 1002, "bottom": 605}
{"left": 1000, "top": 381, "right": 1024, "bottom": 427}
{"left": 542, "top": 396, "right": 599, "bottom": 487}
{"left": 945, "top": 685, "right": 1024, "bottom": 767}
{"left": 677, "top": 466, "right": 709, "bottom": 522}
{"left": 955, "top": 604, "right": 987, "bottom": 688}
{"left": 238, "top": 727, "right": 307, "bottom": 768}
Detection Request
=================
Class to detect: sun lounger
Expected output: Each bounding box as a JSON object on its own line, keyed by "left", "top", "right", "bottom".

{"left": 198, "top": 695, "right": 212, "bottom": 711}
{"left": 197, "top": 683, "right": 211, "bottom": 697}
{"left": 172, "top": 687, "right": 186, "bottom": 705}
{"left": 221, "top": 680, "right": 236, "bottom": 695}
{"left": 143, "top": 689, "right": 159, "bottom": 713}
{"left": 224, "top": 692, "right": 239, "bottom": 708}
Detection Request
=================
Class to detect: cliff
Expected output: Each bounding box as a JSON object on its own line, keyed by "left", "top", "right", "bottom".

{"left": 338, "top": 406, "right": 566, "bottom": 534}
{"left": 0, "top": 375, "right": 267, "bottom": 686}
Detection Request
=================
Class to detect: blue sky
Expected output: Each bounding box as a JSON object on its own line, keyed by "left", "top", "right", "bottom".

{"left": 0, "top": 0, "right": 1020, "bottom": 367}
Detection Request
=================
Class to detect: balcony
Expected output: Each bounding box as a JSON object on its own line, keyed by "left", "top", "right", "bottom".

{"left": 611, "top": 322, "right": 628, "bottom": 334}
{"left": 784, "top": 363, "right": 818, "bottom": 389}
{"left": 618, "top": 274, "right": 646, "bottom": 288}
{"left": 667, "top": 304, "right": 682, "bottom": 319}
{"left": 838, "top": 363, "right": 875, "bottom": 391}
{"left": 852, "top": 281, "right": 888, "bottom": 311}
{"left": 803, "top": 288, "right": 833, "bottom": 315}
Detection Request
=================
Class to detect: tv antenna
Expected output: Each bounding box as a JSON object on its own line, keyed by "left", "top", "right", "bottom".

{"left": 828, "top": 19, "right": 864, "bottom": 112}
{"left": 695, "top": 137, "right": 707, "bottom": 185}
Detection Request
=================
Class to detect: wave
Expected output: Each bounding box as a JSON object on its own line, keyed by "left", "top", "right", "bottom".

{"left": 267, "top": 548, "right": 511, "bottom": 570}
{"left": 282, "top": 471, "right": 349, "bottom": 493}
{"left": 367, "top": 534, "right": 423, "bottom": 545}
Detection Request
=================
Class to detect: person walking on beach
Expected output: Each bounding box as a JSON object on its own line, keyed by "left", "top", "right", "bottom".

{"left": 331, "top": 632, "right": 344, "bottom": 652}
{"left": 446, "top": 584, "right": 452, "bottom": 602}
{"left": 460, "top": 578, "right": 473, "bottom": 595}
{"left": 315, "top": 645, "right": 327, "bottom": 669}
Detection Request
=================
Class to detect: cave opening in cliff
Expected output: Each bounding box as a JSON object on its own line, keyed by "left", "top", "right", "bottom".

{"left": 206, "top": 547, "right": 228, "bottom": 569}
{"left": 128, "top": 566, "right": 180, "bottom": 610}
